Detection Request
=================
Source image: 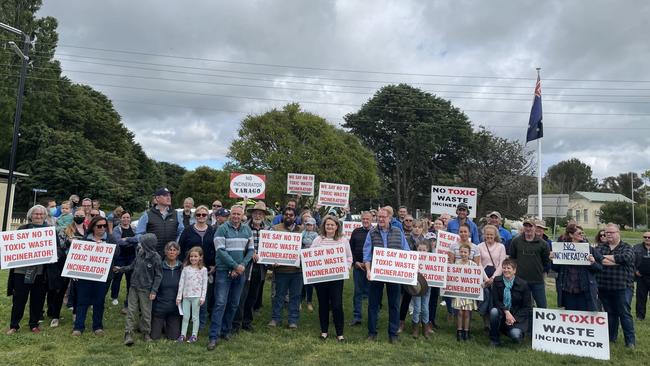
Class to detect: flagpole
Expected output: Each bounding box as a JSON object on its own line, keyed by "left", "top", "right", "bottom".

{"left": 536, "top": 67, "right": 543, "bottom": 221}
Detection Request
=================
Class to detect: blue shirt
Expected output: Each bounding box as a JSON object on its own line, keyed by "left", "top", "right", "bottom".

{"left": 135, "top": 207, "right": 184, "bottom": 241}
{"left": 362, "top": 227, "right": 410, "bottom": 263}
{"left": 446, "top": 218, "right": 480, "bottom": 244}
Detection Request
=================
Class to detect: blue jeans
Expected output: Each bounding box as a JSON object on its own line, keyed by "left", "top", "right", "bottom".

{"left": 412, "top": 288, "right": 431, "bottom": 324}
{"left": 368, "top": 280, "right": 400, "bottom": 337}
{"left": 599, "top": 288, "right": 635, "bottom": 345}
{"left": 489, "top": 307, "right": 523, "bottom": 344}
{"left": 272, "top": 272, "right": 302, "bottom": 325}
{"left": 352, "top": 267, "right": 369, "bottom": 321}
{"left": 527, "top": 282, "right": 547, "bottom": 308}
{"left": 73, "top": 304, "right": 104, "bottom": 332}
{"left": 208, "top": 270, "right": 246, "bottom": 341}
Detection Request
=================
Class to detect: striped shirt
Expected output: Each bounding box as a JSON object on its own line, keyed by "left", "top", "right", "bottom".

{"left": 214, "top": 221, "right": 254, "bottom": 271}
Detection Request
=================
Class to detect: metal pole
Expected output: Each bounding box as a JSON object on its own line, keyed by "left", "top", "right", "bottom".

{"left": 631, "top": 172, "right": 635, "bottom": 231}
{"left": 2, "top": 33, "right": 30, "bottom": 231}
{"left": 536, "top": 68, "right": 543, "bottom": 222}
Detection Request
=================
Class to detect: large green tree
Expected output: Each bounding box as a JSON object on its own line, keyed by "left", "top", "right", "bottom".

{"left": 543, "top": 158, "right": 598, "bottom": 194}
{"left": 599, "top": 172, "right": 644, "bottom": 200}
{"left": 175, "top": 166, "right": 231, "bottom": 208}
{"left": 344, "top": 84, "right": 473, "bottom": 211}
{"left": 228, "top": 103, "right": 380, "bottom": 210}
{"left": 599, "top": 201, "right": 645, "bottom": 230}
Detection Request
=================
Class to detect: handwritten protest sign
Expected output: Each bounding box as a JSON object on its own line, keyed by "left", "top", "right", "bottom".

{"left": 436, "top": 230, "right": 459, "bottom": 254}
{"left": 317, "top": 182, "right": 350, "bottom": 208}
{"left": 369, "top": 247, "right": 419, "bottom": 285}
{"left": 229, "top": 173, "right": 266, "bottom": 199}
{"left": 418, "top": 252, "right": 448, "bottom": 288}
{"left": 0, "top": 227, "right": 57, "bottom": 269}
{"left": 287, "top": 173, "right": 315, "bottom": 196}
{"left": 62, "top": 240, "right": 116, "bottom": 282}
{"left": 533, "top": 308, "right": 609, "bottom": 360}
{"left": 430, "top": 185, "right": 477, "bottom": 218}
{"left": 301, "top": 244, "right": 349, "bottom": 284}
{"left": 257, "top": 230, "right": 302, "bottom": 267}
{"left": 440, "top": 263, "right": 484, "bottom": 300}
{"left": 551, "top": 242, "right": 591, "bottom": 265}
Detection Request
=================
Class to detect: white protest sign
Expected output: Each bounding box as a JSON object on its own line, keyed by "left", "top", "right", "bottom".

{"left": 0, "top": 227, "right": 58, "bottom": 269}
{"left": 532, "top": 308, "right": 609, "bottom": 360}
{"left": 61, "top": 240, "right": 116, "bottom": 282}
{"left": 317, "top": 182, "right": 350, "bottom": 208}
{"left": 440, "top": 263, "right": 484, "bottom": 300}
{"left": 418, "top": 252, "right": 448, "bottom": 288}
{"left": 287, "top": 173, "right": 315, "bottom": 196}
{"left": 369, "top": 247, "right": 419, "bottom": 285}
{"left": 436, "top": 230, "right": 459, "bottom": 255}
{"left": 341, "top": 221, "right": 377, "bottom": 241}
{"left": 430, "top": 185, "right": 477, "bottom": 218}
{"left": 257, "top": 230, "right": 302, "bottom": 267}
{"left": 301, "top": 244, "right": 350, "bottom": 284}
{"left": 551, "top": 242, "right": 591, "bottom": 265}
{"left": 229, "top": 173, "right": 266, "bottom": 199}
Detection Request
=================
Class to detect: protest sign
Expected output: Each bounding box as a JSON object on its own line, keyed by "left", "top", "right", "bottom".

{"left": 61, "top": 240, "right": 116, "bottom": 282}
{"left": 369, "top": 247, "right": 419, "bottom": 285}
{"left": 317, "top": 182, "right": 350, "bottom": 208}
{"left": 551, "top": 242, "right": 591, "bottom": 265}
{"left": 342, "top": 221, "right": 377, "bottom": 241}
{"left": 0, "top": 226, "right": 57, "bottom": 269}
{"left": 418, "top": 252, "right": 448, "bottom": 288}
{"left": 287, "top": 173, "right": 315, "bottom": 196}
{"left": 301, "top": 244, "right": 350, "bottom": 284}
{"left": 435, "top": 230, "right": 459, "bottom": 255}
{"left": 532, "top": 308, "right": 609, "bottom": 360}
{"left": 257, "top": 230, "right": 302, "bottom": 267}
{"left": 229, "top": 173, "right": 266, "bottom": 199}
{"left": 440, "top": 263, "right": 484, "bottom": 300}
{"left": 430, "top": 185, "right": 477, "bottom": 218}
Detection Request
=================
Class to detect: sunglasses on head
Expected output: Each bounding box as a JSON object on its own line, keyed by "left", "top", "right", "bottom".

{"left": 195, "top": 213, "right": 208, "bottom": 217}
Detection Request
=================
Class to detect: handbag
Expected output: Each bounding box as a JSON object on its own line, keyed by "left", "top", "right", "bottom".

{"left": 484, "top": 243, "right": 498, "bottom": 278}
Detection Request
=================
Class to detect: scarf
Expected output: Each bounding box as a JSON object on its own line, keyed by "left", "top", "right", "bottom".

{"left": 503, "top": 276, "right": 515, "bottom": 310}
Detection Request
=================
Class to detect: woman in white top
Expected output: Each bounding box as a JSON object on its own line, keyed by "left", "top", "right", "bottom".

{"left": 310, "top": 215, "right": 353, "bottom": 342}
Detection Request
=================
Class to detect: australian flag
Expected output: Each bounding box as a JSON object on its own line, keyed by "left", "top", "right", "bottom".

{"left": 526, "top": 74, "right": 543, "bottom": 142}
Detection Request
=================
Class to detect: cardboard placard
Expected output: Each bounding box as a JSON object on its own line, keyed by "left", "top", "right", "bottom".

{"left": 287, "top": 173, "right": 315, "bottom": 196}
{"left": 551, "top": 242, "right": 591, "bottom": 265}
{"left": 61, "top": 240, "right": 116, "bottom": 282}
{"left": 436, "top": 230, "right": 459, "bottom": 255}
{"left": 369, "top": 247, "right": 419, "bottom": 285}
{"left": 418, "top": 252, "right": 448, "bottom": 288}
{"left": 0, "top": 227, "right": 58, "bottom": 269}
{"left": 301, "top": 244, "right": 350, "bottom": 284}
{"left": 440, "top": 263, "right": 484, "bottom": 300}
{"left": 257, "top": 230, "right": 302, "bottom": 267}
{"left": 532, "top": 308, "right": 609, "bottom": 360}
{"left": 317, "top": 182, "right": 350, "bottom": 208}
{"left": 430, "top": 185, "right": 477, "bottom": 218}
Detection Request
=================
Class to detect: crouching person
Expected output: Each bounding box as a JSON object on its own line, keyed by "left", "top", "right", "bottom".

{"left": 114, "top": 233, "right": 162, "bottom": 346}
{"left": 489, "top": 258, "right": 531, "bottom": 346}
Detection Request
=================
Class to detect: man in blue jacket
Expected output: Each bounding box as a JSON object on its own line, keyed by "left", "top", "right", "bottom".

{"left": 446, "top": 203, "right": 479, "bottom": 244}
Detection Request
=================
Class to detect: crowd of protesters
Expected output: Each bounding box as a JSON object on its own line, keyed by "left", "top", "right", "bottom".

{"left": 5, "top": 191, "right": 646, "bottom": 351}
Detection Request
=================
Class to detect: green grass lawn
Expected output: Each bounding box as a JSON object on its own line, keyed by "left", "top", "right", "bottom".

{"left": 0, "top": 271, "right": 648, "bottom": 366}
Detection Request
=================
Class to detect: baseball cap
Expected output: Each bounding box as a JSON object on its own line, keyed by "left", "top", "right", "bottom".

{"left": 216, "top": 208, "right": 231, "bottom": 217}
{"left": 487, "top": 211, "right": 502, "bottom": 219}
{"left": 154, "top": 187, "right": 172, "bottom": 196}
{"left": 305, "top": 218, "right": 317, "bottom": 225}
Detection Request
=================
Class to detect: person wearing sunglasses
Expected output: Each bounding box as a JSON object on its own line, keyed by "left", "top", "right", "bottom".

{"left": 179, "top": 205, "right": 216, "bottom": 330}
{"left": 550, "top": 225, "right": 602, "bottom": 312}
{"left": 633, "top": 231, "right": 650, "bottom": 320}
{"left": 594, "top": 229, "right": 608, "bottom": 246}
{"left": 71, "top": 216, "right": 118, "bottom": 336}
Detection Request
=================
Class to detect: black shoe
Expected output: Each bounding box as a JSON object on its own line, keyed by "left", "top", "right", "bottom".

{"left": 242, "top": 324, "right": 254, "bottom": 332}
{"left": 626, "top": 343, "right": 636, "bottom": 349}
{"left": 388, "top": 336, "right": 399, "bottom": 344}
{"left": 207, "top": 340, "right": 217, "bottom": 351}
{"left": 349, "top": 319, "right": 362, "bottom": 326}
{"left": 367, "top": 335, "right": 377, "bottom": 341}
{"left": 430, "top": 322, "right": 439, "bottom": 330}
{"left": 456, "top": 330, "right": 463, "bottom": 342}
{"left": 463, "top": 330, "right": 471, "bottom": 341}
{"left": 489, "top": 340, "right": 500, "bottom": 347}
{"left": 636, "top": 317, "right": 644, "bottom": 321}
{"left": 222, "top": 333, "right": 232, "bottom": 341}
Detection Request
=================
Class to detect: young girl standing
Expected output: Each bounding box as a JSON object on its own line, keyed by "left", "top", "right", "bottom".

{"left": 302, "top": 218, "right": 319, "bottom": 312}
{"left": 411, "top": 241, "right": 433, "bottom": 339}
{"left": 453, "top": 242, "right": 480, "bottom": 341}
{"left": 176, "top": 246, "right": 208, "bottom": 343}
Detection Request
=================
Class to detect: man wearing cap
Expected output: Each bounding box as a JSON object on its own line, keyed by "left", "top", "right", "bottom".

{"left": 212, "top": 208, "right": 230, "bottom": 230}
{"left": 446, "top": 203, "right": 480, "bottom": 244}
{"left": 363, "top": 208, "right": 410, "bottom": 343}
{"left": 509, "top": 218, "right": 550, "bottom": 311}
{"left": 233, "top": 202, "right": 271, "bottom": 332}
{"left": 534, "top": 219, "right": 552, "bottom": 274}
{"left": 485, "top": 211, "right": 513, "bottom": 254}
{"left": 349, "top": 211, "right": 373, "bottom": 326}
{"left": 136, "top": 188, "right": 184, "bottom": 257}
{"left": 207, "top": 205, "right": 254, "bottom": 350}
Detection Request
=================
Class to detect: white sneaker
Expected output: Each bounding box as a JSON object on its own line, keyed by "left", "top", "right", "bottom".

{"left": 50, "top": 318, "right": 60, "bottom": 328}
{"left": 111, "top": 299, "right": 119, "bottom": 306}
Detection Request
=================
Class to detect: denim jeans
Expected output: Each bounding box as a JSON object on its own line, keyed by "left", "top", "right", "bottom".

{"left": 599, "top": 288, "right": 636, "bottom": 345}
{"left": 74, "top": 304, "right": 104, "bottom": 332}
{"left": 271, "top": 272, "right": 303, "bottom": 325}
{"left": 368, "top": 281, "right": 400, "bottom": 337}
{"left": 352, "top": 267, "right": 369, "bottom": 321}
{"left": 208, "top": 270, "right": 246, "bottom": 341}
{"left": 412, "top": 288, "right": 431, "bottom": 324}
{"left": 527, "top": 282, "right": 547, "bottom": 308}
{"left": 489, "top": 307, "right": 523, "bottom": 344}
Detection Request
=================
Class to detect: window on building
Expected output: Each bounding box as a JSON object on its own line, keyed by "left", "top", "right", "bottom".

{"left": 575, "top": 209, "right": 581, "bottom": 223}
{"left": 583, "top": 209, "right": 588, "bottom": 223}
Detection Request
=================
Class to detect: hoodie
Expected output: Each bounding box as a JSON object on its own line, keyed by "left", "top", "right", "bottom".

{"left": 119, "top": 233, "right": 163, "bottom": 294}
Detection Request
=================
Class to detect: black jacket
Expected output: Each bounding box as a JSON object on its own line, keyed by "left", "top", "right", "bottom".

{"left": 152, "top": 259, "right": 182, "bottom": 317}
{"left": 491, "top": 275, "right": 531, "bottom": 332}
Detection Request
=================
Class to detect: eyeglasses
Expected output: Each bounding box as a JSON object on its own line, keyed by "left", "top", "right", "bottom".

{"left": 95, "top": 224, "right": 107, "bottom": 229}
{"left": 575, "top": 232, "right": 584, "bottom": 236}
{"left": 195, "top": 213, "right": 208, "bottom": 217}
{"left": 90, "top": 214, "right": 98, "bottom": 217}
{"left": 600, "top": 233, "right": 606, "bottom": 237}
{"left": 404, "top": 219, "right": 413, "bottom": 222}
{"left": 213, "top": 204, "right": 222, "bottom": 208}
{"left": 605, "top": 231, "right": 618, "bottom": 234}
{"left": 644, "top": 236, "right": 650, "bottom": 239}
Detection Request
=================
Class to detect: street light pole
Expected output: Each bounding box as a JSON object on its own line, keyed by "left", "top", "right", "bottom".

{"left": 1, "top": 22, "right": 31, "bottom": 231}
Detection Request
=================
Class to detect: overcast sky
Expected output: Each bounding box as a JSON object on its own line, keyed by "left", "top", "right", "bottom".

{"left": 37, "top": 0, "right": 650, "bottom": 180}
